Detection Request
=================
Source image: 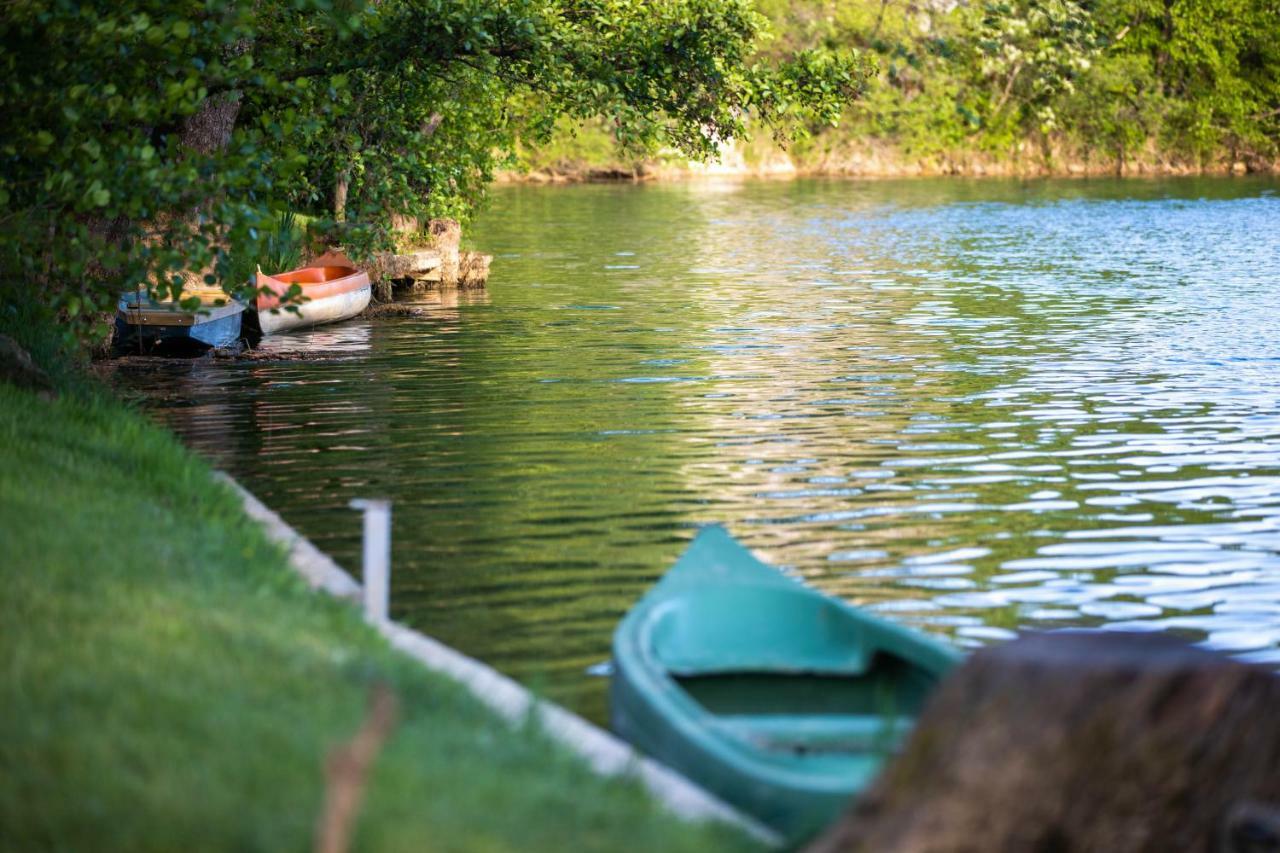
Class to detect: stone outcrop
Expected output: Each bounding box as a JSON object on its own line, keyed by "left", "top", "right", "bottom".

{"left": 366, "top": 217, "right": 490, "bottom": 298}
{"left": 809, "top": 631, "right": 1280, "bottom": 853}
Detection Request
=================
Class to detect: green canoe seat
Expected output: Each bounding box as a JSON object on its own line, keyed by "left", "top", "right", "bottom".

{"left": 715, "top": 713, "right": 913, "bottom": 755}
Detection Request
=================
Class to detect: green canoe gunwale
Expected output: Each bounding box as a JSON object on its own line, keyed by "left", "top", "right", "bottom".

{"left": 610, "top": 525, "right": 961, "bottom": 842}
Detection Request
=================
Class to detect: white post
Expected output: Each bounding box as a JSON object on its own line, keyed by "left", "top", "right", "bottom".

{"left": 350, "top": 498, "right": 391, "bottom": 624}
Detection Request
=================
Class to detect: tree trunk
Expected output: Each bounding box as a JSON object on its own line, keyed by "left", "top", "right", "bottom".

{"left": 180, "top": 33, "right": 251, "bottom": 155}
{"left": 870, "top": 0, "right": 892, "bottom": 40}
{"left": 809, "top": 631, "right": 1280, "bottom": 853}
{"left": 179, "top": 92, "right": 243, "bottom": 155}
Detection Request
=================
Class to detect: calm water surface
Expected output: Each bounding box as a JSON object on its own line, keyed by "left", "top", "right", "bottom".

{"left": 113, "top": 178, "right": 1280, "bottom": 721}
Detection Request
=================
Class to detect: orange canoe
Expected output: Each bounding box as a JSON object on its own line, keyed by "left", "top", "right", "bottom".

{"left": 253, "top": 264, "right": 371, "bottom": 335}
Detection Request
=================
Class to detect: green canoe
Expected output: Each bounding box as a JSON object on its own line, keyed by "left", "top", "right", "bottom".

{"left": 610, "top": 526, "right": 960, "bottom": 843}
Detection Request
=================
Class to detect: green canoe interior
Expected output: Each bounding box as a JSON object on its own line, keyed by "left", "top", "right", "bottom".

{"left": 651, "top": 585, "right": 940, "bottom": 760}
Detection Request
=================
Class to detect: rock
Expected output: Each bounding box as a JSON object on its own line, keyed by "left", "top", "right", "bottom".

{"left": 586, "top": 166, "right": 642, "bottom": 181}
{"left": 368, "top": 218, "right": 467, "bottom": 293}
{"left": 374, "top": 249, "right": 442, "bottom": 280}
{"left": 0, "top": 334, "right": 56, "bottom": 396}
{"left": 359, "top": 302, "right": 428, "bottom": 319}
{"left": 389, "top": 213, "right": 419, "bottom": 234}
{"left": 209, "top": 340, "right": 247, "bottom": 359}
{"left": 808, "top": 631, "right": 1280, "bottom": 853}
{"left": 369, "top": 249, "right": 442, "bottom": 300}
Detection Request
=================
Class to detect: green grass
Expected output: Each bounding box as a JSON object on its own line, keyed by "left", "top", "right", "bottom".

{"left": 0, "top": 337, "right": 757, "bottom": 852}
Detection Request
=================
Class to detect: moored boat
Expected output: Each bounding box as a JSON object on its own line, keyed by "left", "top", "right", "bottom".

{"left": 114, "top": 288, "right": 245, "bottom": 354}
{"left": 610, "top": 526, "right": 960, "bottom": 843}
{"left": 250, "top": 262, "right": 371, "bottom": 336}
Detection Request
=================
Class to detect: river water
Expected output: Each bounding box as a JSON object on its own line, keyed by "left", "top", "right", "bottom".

{"left": 113, "top": 177, "right": 1280, "bottom": 721}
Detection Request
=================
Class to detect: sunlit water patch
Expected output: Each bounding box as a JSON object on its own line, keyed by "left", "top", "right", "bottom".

{"left": 111, "top": 178, "right": 1280, "bottom": 718}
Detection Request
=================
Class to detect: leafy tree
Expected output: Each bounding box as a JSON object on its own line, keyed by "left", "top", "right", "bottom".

{"left": 1, "top": 1, "right": 287, "bottom": 343}
{"left": 0, "top": 0, "right": 869, "bottom": 346}
{"left": 1085, "top": 0, "right": 1280, "bottom": 162}
{"left": 965, "top": 0, "right": 1103, "bottom": 147}
{"left": 655, "top": 0, "right": 1280, "bottom": 171}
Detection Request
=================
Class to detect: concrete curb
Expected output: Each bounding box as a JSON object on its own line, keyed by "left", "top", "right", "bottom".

{"left": 217, "top": 473, "right": 781, "bottom": 846}
{"left": 222, "top": 474, "right": 362, "bottom": 602}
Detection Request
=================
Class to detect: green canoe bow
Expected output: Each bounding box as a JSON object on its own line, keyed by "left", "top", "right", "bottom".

{"left": 610, "top": 526, "right": 960, "bottom": 843}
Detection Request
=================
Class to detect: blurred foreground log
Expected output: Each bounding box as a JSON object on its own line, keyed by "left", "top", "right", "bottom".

{"left": 810, "top": 632, "right": 1280, "bottom": 853}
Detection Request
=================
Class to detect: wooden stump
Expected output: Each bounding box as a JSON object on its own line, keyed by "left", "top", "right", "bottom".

{"left": 809, "top": 632, "right": 1280, "bottom": 853}
{"left": 458, "top": 251, "right": 492, "bottom": 288}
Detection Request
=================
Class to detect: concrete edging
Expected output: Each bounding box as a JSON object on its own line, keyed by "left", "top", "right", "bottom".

{"left": 217, "top": 473, "right": 781, "bottom": 846}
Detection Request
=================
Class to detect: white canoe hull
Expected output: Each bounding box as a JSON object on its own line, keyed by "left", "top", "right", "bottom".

{"left": 255, "top": 285, "right": 371, "bottom": 335}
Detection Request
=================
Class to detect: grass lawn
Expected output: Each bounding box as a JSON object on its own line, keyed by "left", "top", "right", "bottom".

{"left": 0, "top": 332, "right": 757, "bottom": 852}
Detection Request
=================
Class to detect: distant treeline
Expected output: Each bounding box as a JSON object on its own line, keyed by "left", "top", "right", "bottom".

{"left": 519, "top": 0, "right": 1280, "bottom": 176}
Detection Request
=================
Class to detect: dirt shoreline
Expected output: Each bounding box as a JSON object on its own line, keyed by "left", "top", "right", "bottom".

{"left": 498, "top": 140, "right": 1280, "bottom": 184}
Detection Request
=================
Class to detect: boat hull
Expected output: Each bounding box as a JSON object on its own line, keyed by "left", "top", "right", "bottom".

{"left": 113, "top": 297, "right": 244, "bottom": 354}
{"left": 252, "top": 285, "right": 371, "bottom": 335}
{"left": 251, "top": 264, "right": 372, "bottom": 336}
{"left": 610, "top": 526, "right": 960, "bottom": 842}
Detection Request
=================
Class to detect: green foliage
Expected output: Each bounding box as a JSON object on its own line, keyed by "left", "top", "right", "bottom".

{"left": 0, "top": 0, "right": 870, "bottom": 348}
{"left": 967, "top": 0, "right": 1103, "bottom": 143}
{"left": 532, "top": 0, "right": 1280, "bottom": 172}
{"left": 783, "top": 0, "right": 1280, "bottom": 166}
{"left": 0, "top": 1, "right": 285, "bottom": 346}
{"left": 223, "top": 210, "right": 307, "bottom": 289}
{"left": 263, "top": 210, "right": 304, "bottom": 275}
{"left": 1084, "top": 0, "right": 1280, "bottom": 161}
{"left": 512, "top": 117, "right": 675, "bottom": 175}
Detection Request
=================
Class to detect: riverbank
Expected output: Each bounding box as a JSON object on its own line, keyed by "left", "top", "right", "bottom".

{"left": 0, "top": 324, "right": 756, "bottom": 852}
{"left": 499, "top": 130, "right": 1280, "bottom": 184}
